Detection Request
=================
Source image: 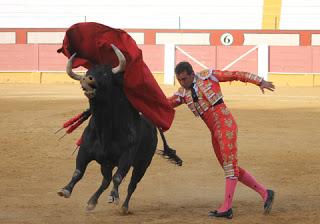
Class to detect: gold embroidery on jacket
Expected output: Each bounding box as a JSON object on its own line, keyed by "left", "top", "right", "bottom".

{"left": 183, "top": 79, "right": 223, "bottom": 116}
{"left": 198, "top": 69, "right": 210, "bottom": 79}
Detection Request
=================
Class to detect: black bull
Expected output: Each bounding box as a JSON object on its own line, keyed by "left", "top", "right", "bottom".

{"left": 57, "top": 45, "right": 182, "bottom": 213}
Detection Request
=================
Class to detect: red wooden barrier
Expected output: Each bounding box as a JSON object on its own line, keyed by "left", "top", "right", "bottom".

{"left": 0, "top": 44, "right": 319, "bottom": 74}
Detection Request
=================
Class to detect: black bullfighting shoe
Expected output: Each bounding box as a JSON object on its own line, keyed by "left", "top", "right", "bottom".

{"left": 208, "top": 208, "right": 233, "bottom": 219}
{"left": 264, "top": 189, "right": 275, "bottom": 215}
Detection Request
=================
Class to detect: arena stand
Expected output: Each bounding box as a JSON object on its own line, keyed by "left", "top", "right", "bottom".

{"left": 0, "top": 0, "right": 319, "bottom": 86}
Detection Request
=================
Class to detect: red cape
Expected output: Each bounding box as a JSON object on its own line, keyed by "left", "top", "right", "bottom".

{"left": 57, "top": 22, "right": 174, "bottom": 131}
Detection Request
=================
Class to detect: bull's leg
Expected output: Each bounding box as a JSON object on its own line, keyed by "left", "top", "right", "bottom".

{"left": 86, "top": 164, "right": 114, "bottom": 211}
{"left": 57, "top": 149, "right": 91, "bottom": 198}
{"left": 108, "top": 151, "right": 132, "bottom": 205}
{"left": 121, "top": 161, "right": 150, "bottom": 214}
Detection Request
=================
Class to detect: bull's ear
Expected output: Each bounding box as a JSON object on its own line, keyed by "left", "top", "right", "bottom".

{"left": 103, "top": 65, "right": 111, "bottom": 76}
{"left": 112, "top": 73, "right": 124, "bottom": 86}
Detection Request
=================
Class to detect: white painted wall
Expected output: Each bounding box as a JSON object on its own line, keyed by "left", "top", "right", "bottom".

{"left": 86, "top": 15, "right": 180, "bottom": 29}
{"left": 0, "top": 15, "right": 85, "bottom": 28}
{"left": 180, "top": 14, "right": 262, "bottom": 30}
{"left": 0, "top": 0, "right": 264, "bottom": 29}
{"left": 281, "top": 0, "right": 320, "bottom": 30}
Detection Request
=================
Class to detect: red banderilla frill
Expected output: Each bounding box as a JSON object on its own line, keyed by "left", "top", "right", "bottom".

{"left": 55, "top": 109, "right": 91, "bottom": 147}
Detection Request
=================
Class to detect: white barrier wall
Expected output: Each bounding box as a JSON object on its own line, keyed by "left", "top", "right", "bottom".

{"left": 156, "top": 33, "right": 210, "bottom": 45}
{"left": 0, "top": 32, "right": 15, "bottom": 44}
{"left": 312, "top": 34, "right": 320, "bottom": 45}
{"left": 244, "top": 34, "right": 300, "bottom": 46}
{"left": 27, "top": 32, "right": 65, "bottom": 44}
{"left": 127, "top": 33, "right": 145, "bottom": 45}
{"left": 164, "top": 44, "right": 175, "bottom": 85}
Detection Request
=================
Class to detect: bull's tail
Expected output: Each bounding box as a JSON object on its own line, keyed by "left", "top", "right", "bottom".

{"left": 157, "top": 128, "right": 183, "bottom": 166}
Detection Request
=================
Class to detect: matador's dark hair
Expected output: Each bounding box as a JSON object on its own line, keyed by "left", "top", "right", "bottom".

{"left": 174, "top": 61, "right": 194, "bottom": 75}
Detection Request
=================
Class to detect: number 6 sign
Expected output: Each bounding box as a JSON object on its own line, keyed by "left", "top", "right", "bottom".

{"left": 220, "top": 33, "right": 234, "bottom": 46}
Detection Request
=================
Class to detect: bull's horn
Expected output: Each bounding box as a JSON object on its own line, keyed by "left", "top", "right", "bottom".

{"left": 66, "top": 53, "right": 83, "bottom": 81}
{"left": 111, "top": 44, "right": 126, "bottom": 74}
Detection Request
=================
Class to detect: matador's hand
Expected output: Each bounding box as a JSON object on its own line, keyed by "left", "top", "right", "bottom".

{"left": 259, "top": 80, "right": 275, "bottom": 94}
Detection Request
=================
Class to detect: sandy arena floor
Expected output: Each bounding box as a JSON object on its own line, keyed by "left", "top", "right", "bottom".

{"left": 0, "top": 83, "right": 319, "bottom": 224}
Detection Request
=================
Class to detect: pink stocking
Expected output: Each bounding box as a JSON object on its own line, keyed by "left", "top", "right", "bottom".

{"left": 239, "top": 167, "right": 268, "bottom": 201}
{"left": 218, "top": 177, "right": 238, "bottom": 212}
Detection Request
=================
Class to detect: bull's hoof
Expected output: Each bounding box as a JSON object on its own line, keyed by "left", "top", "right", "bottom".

{"left": 57, "top": 189, "right": 71, "bottom": 198}
{"left": 86, "top": 203, "right": 97, "bottom": 211}
{"left": 107, "top": 195, "right": 114, "bottom": 203}
{"left": 108, "top": 190, "right": 120, "bottom": 204}
{"left": 107, "top": 195, "right": 119, "bottom": 205}
{"left": 121, "top": 206, "right": 129, "bottom": 215}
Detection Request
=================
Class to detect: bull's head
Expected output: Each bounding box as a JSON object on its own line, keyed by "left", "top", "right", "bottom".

{"left": 66, "top": 44, "right": 126, "bottom": 99}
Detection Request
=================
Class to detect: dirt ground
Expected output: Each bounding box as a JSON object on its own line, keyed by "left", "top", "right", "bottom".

{"left": 0, "top": 83, "right": 319, "bottom": 224}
